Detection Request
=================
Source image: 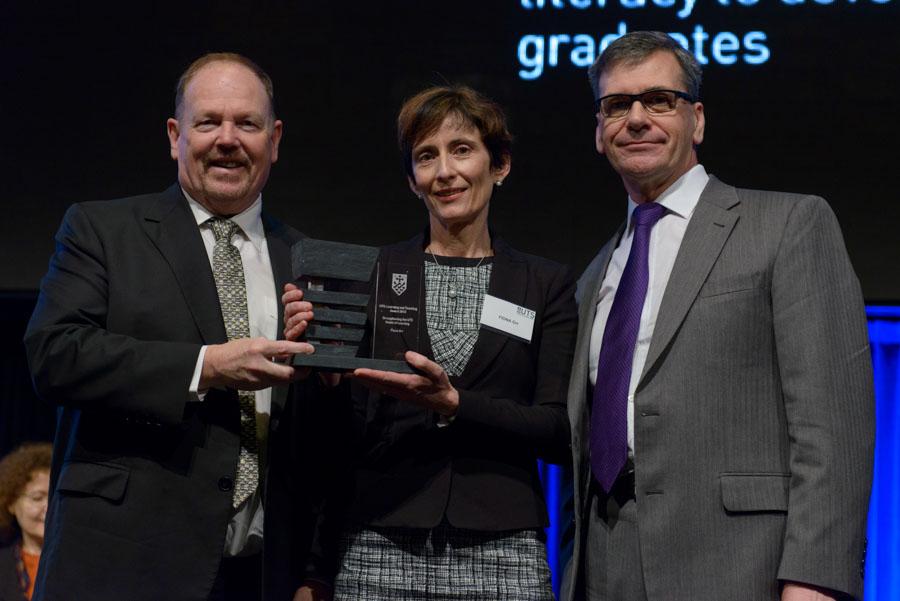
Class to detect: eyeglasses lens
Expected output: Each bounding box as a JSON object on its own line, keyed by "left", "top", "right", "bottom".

{"left": 601, "top": 97, "right": 632, "bottom": 118}
{"left": 642, "top": 91, "right": 678, "bottom": 113}
{"left": 600, "top": 91, "right": 681, "bottom": 118}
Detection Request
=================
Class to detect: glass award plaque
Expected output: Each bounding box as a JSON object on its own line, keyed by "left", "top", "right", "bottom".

{"left": 290, "top": 238, "right": 421, "bottom": 373}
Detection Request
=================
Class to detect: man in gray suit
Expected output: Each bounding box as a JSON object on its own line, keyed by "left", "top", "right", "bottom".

{"left": 561, "top": 32, "right": 874, "bottom": 601}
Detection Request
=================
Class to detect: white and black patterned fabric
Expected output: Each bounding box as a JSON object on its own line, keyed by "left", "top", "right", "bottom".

{"left": 424, "top": 256, "right": 493, "bottom": 377}
{"left": 333, "top": 524, "right": 553, "bottom": 601}
{"left": 209, "top": 217, "right": 258, "bottom": 508}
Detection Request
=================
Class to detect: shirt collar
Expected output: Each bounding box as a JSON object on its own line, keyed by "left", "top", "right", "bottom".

{"left": 625, "top": 164, "right": 709, "bottom": 229}
{"left": 183, "top": 189, "right": 267, "bottom": 253}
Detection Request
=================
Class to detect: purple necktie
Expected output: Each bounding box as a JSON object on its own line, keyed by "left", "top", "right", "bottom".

{"left": 591, "top": 201, "right": 665, "bottom": 493}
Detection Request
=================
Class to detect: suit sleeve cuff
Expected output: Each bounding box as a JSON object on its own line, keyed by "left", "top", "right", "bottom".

{"left": 189, "top": 346, "right": 208, "bottom": 402}
{"left": 436, "top": 412, "right": 456, "bottom": 428}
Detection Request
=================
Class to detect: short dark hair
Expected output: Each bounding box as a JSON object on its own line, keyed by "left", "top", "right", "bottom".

{"left": 174, "top": 52, "right": 276, "bottom": 121}
{"left": 588, "top": 31, "right": 702, "bottom": 100}
{"left": 0, "top": 442, "right": 52, "bottom": 542}
{"left": 397, "top": 85, "right": 512, "bottom": 178}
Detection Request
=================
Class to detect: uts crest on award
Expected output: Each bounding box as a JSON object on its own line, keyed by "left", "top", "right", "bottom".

{"left": 290, "top": 238, "right": 421, "bottom": 373}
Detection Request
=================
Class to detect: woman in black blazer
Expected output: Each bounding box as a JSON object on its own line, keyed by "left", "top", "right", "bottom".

{"left": 284, "top": 85, "right": 577, "bottom": 600}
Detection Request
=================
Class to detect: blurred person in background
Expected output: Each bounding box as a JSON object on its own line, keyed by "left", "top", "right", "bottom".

{"left": 0, "top": 443, "right": 52, "bottom": 601}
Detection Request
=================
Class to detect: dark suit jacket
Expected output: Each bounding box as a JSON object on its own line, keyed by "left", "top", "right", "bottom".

{"left": 0, "top": 542, "right": 25, "bottom": 601}
{"left": 562, "top": 177, "right": 874, "bottom": 601}
{"left": 264, "top": 372, "right": 348, "bottom": 599}
{"left": 345, "top": 233, "right": 578, "bottom": 531}
{"left": 23, "top": 185, "right": 323, "bottom": 601}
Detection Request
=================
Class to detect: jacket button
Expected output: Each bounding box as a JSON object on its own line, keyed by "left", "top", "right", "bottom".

{"left": 218, "top": 476, "right": 234, "bottom": 492}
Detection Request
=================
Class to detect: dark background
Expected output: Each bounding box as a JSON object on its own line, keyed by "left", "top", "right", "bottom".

{"left": 4, "top": 1, "right": 899, "bottom": 299}
{"left": 2, "top": 1, "right": 898, "bottom": 451}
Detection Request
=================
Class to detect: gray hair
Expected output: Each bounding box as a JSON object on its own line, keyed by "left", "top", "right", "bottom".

{"left": 588, "top": 31, "right": 702, "bottom": 100}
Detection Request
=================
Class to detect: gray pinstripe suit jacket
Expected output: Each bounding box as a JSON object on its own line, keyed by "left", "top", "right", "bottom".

{"left": 561, "top": 176, "right": 874, "bottom": 601}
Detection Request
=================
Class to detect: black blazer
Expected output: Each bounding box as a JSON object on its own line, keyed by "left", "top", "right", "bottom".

{"left": 0, "top": 542, "right": 25, "bottom": 601}
{"left": 347, "top": 233, "right": 577, "bottom": 531}
{"left": 23, "top": 186, "right": 323, "bottom": 601}
{"left": 264, "top": 376, "right": 349, "bottom": 599}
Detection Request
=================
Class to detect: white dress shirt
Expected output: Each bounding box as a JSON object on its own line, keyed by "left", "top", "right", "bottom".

{"left": 588, "top": 164, "right": 709, "bottom": 458}
{"left": 184, "top": 191, "right": 278, "bottom": 556}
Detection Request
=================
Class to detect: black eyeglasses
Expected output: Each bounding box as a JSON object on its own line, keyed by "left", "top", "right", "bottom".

{"left": 594, "top": 89, "right": 696, "bottom": 119}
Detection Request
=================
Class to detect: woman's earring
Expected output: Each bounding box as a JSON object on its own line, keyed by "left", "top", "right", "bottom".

{"left": 495, "top": 180, "right": 504, "bottom": 187}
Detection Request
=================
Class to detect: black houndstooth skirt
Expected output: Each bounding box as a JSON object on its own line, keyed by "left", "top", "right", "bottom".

{"left": 333, "top": 523, "right": 554, "bottom": 601}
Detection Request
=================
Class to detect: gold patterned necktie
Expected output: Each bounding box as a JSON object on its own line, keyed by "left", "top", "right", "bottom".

{"left": 209, "top": 217, "right": 258, "bottom": 508}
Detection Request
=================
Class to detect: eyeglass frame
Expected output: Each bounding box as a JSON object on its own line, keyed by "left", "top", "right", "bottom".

{"left": 594, "top": 89, "right": 697, "bottom": 119}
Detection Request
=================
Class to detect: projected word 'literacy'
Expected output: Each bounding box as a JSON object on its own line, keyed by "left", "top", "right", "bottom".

{"left": 521, "top": 0, "right": 891, "bottom": 15}
{"left": 523, "top": 0, "right": 702, "bottom": 18}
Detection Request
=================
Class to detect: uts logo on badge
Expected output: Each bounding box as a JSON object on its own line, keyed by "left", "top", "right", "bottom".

{"left": 391, "top": 273, "right": 408, "bottom": 296}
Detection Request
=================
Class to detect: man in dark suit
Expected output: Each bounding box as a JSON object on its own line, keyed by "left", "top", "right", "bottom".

{"left": 561, "top": 32, "right": 874, "bottom": 601}
{"left": 24, "top": 53, "right": 328, "bottom": 601}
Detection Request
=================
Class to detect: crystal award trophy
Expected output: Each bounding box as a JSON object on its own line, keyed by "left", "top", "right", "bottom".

{"left": 290, "top": 238, "right": 421, "bottom": 373}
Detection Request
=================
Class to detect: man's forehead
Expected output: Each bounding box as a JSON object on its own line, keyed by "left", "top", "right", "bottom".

{"left": 180, "top": 61, "right": 272, "bottom": 117}
{"left": 186, "top": 63, "right": 264, "bottom": 98}
{"left": 599, "top": 51, "right": 683, "bottom": 94}
{"left": 187, "top": 62, "right": 263, "bottom": 93}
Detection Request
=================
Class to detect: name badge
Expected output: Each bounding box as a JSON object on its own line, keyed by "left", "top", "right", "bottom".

{"left": 480, "top": 294, "right": 536, "bottom": 343}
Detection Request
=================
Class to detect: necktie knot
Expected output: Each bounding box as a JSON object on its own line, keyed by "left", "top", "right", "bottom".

{"left": 632, "top": 202, "right": 665, "bottom": 228}
{"left": 209, "top": 218, "right": 240, "bottom": 243}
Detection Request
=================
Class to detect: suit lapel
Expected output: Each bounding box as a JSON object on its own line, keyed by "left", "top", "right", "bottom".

{"left": 570, "top": 231, "right": 620, "bottom": 510}
{"left": 574, "top": 233, "right": 619, "bottom": 376}
{"left": 263, "top": 213, "right": 298, "bottom": 341}
{"left": 569, "top": 232, "right": 619, "bottom": 424}
{"left": 454, "top": 239, "right": 527, "bottom": 389}
{"left": 263, "top": 213, "right": 299, "bottom": 417}
{"left": 141, "top": 185, "right": 227, "bottom": 345}
{"left": 379, "top": 234, "right": 435, "bottom": 362}
{"left": 639, "top": 176, "right": 740, "bottom": 385}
